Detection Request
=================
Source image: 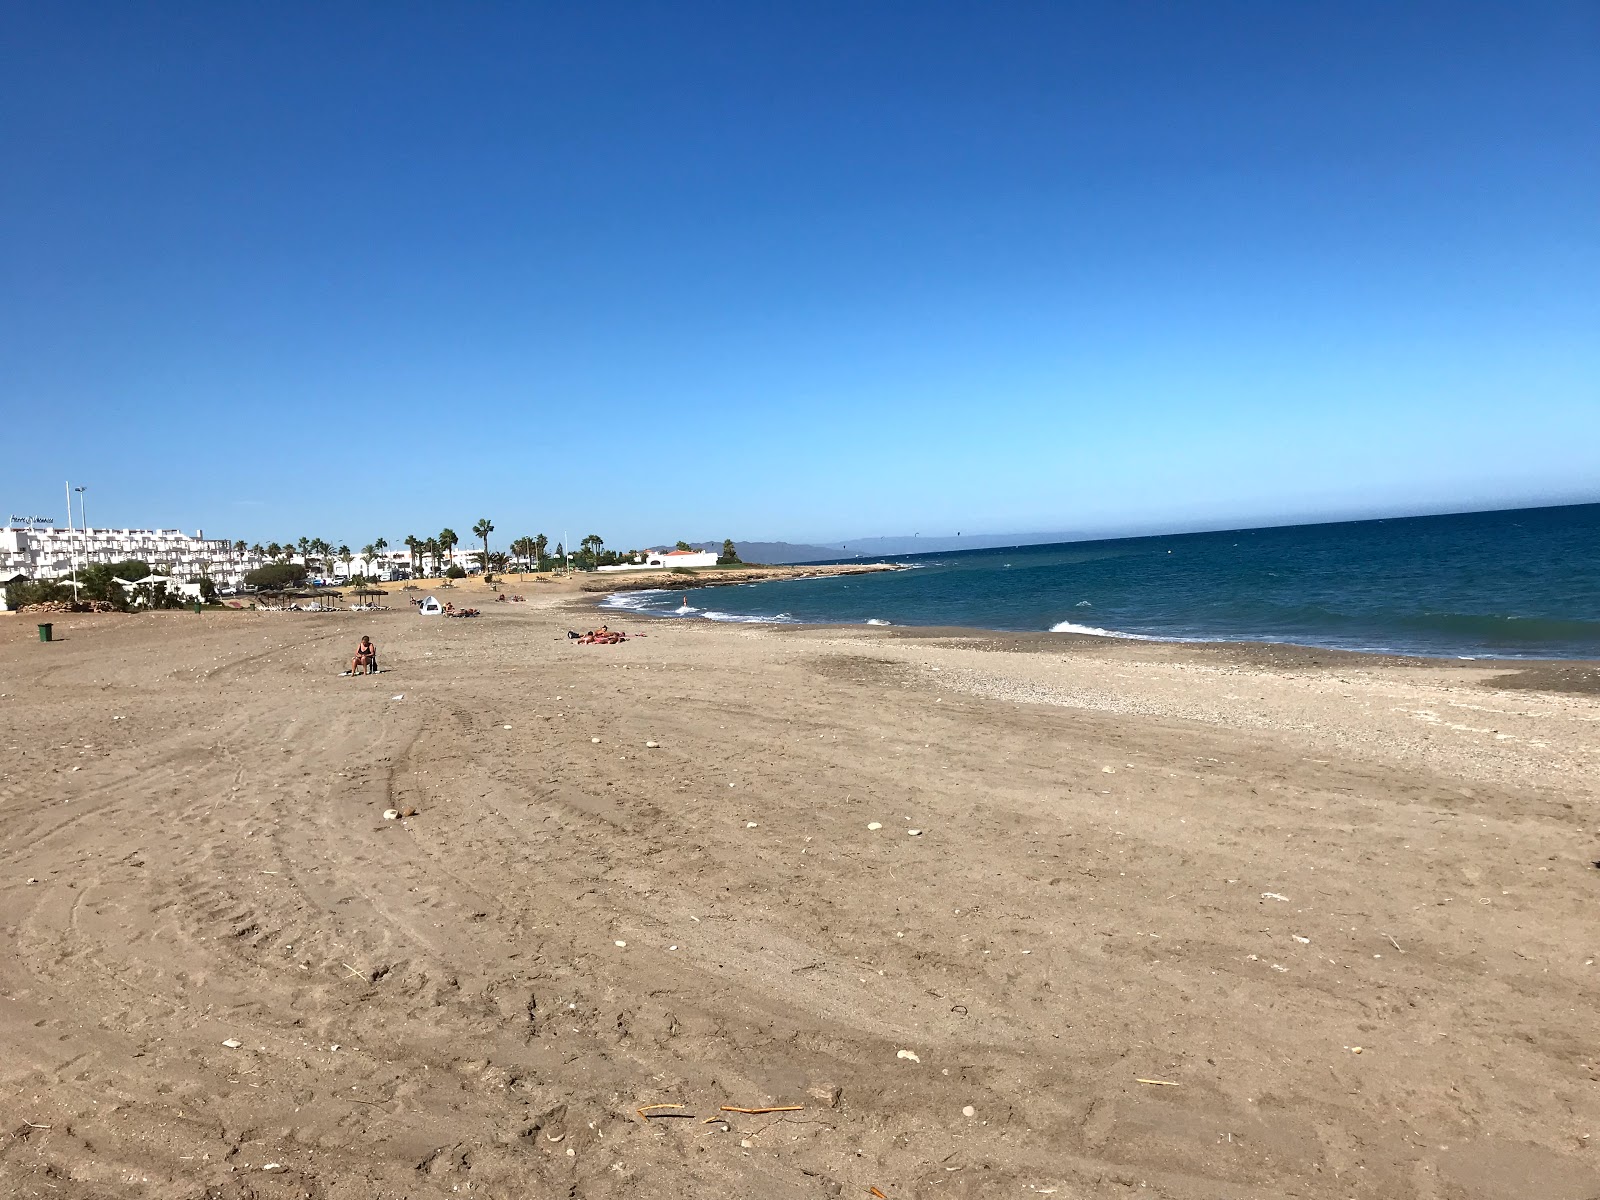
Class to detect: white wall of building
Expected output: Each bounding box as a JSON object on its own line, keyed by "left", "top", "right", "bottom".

{"left": 2, "top": 526, "right": 264, "bottom": 586}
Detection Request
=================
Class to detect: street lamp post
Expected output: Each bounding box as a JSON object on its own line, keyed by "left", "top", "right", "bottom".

{"left": 74, "top": 487, "right": 88, "bottom": 573}
{"left": 64, "top": 480, "right": 78, "bottom": 597}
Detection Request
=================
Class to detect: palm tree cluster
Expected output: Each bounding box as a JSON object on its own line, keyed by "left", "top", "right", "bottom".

{"left": 241, "top": 535, "right": 395, "bottom": 580}
{"left": 240, "top": 520, "right": 709, "bottom": 581}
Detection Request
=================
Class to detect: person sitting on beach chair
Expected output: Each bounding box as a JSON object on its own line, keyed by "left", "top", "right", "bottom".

{"left": 350, "top": 635, "right": 378, "bottom": 675}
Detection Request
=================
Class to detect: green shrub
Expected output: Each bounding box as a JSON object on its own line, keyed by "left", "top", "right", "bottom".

{"left": 244, "top": 563, "right": 308, "bottom": 589}
{"left": 5, "top": 579, "right": 73, "bottom": 609}
{"left": 445, "top": 564, "right": 467, "bottom": 579}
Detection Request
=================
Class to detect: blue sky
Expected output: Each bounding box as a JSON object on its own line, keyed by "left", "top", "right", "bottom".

{"left": 2, "top": 2, "right": 1595, "bottom": 550}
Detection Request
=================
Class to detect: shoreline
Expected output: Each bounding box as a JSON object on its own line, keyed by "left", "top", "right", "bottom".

{"left": 582, "top": 590, "right": 1600, "bottom": 680}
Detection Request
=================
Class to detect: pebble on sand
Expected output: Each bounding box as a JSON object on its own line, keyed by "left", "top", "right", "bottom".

{"left": 614, "top": 940, "right": 627, "bottom": 948}
{"left": 896, "top": 1049, "right": 920, "bottom": 1063}
{"left": 382, "top": 809, "right": 399, "bottom": 821}
{"left": 221, "top": 1039, "right": 242, "bottom": 1049}
{"left": 867, "top": 822, "right": 883, "bottom": 830}
{"left": 907, "top": 829, "right": 923, "bottom": 836}
{"left": 646, "top": 741, "right": 660, "bottom": 748}
{"left": 962, "top": 1105, "right": 976, "bottom": 1117}
{"left": 591, "top": 737, "right": 601, "bottom": 744}
{"left": 746, "top": 821, "right": 759, "bottom": 828}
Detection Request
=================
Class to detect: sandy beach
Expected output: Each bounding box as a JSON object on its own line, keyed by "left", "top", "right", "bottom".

{"left": 3, "top": 589, "right": 1598, "bottom": 1199}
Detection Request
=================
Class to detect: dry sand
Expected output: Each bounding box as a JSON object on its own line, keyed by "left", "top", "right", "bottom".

{"left": 2, "top": 591, "right": 1598, "bottom": 1199}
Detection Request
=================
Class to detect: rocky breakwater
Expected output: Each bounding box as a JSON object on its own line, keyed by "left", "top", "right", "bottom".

{"left": 576, "top": 562, "right": 901, "bottom": 595}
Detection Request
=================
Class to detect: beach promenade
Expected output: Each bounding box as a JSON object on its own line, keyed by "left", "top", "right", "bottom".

{"left": 2, "top": 594, "right": 1597, "bottom": 1198}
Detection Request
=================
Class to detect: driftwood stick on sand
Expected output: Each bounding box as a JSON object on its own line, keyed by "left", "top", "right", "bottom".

{"left": 637, "top": 1103, "right": 689, "bottom": 1121}
{"left": 720, "top": 1105, "right": 805, "bottom": 1115}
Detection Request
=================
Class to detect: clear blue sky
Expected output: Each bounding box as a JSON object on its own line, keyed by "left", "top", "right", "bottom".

{"left": 3, "top": 2, "right": 1595, "bottom": 550}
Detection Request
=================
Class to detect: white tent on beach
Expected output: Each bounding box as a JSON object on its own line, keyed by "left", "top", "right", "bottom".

{"left": 418, "top": 595, "right": 443, "bottom": 616}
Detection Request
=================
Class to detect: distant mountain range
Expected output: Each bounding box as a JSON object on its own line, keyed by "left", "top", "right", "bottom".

{"left": 675, "top": 533, "right": 1080, "bottom": 565}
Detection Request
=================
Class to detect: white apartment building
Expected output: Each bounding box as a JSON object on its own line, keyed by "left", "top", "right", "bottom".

{"left": 3, "top": 525, "right": 436, "bottom": 589}
{"left": 595, "top": 548, "right": 721, "bottom": 572}
{"left": 2, "top": 526, "right": 265, "bottom": 586}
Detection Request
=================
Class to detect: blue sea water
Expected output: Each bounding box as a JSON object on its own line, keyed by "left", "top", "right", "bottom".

{"left": 602, "top": 504, "right": 1600, "bottom": 659}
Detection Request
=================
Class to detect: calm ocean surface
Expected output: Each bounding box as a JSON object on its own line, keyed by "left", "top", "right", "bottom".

{"left": 602, "top": 504, "right": 1600, "bottom": 659}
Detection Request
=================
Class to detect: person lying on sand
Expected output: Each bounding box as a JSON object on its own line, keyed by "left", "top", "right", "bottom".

{"left": 350, "top": 635, "right": 378, "bottom": 675}
{"left": 576, "top": 625, "right": 629, "bottom": 644}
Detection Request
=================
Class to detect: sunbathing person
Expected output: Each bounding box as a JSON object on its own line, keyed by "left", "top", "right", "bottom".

{"left": 350, "top": 635, "right": 378, "bottom": 674}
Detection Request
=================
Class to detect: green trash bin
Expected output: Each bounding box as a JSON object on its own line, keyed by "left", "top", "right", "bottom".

{"left": 193, "top": 601, "right": 203, "bottom": 614}
{"left": 37, "top": 623, "right": 53, "bottom": 643}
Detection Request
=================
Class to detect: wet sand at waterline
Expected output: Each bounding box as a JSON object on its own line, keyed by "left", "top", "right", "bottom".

{"left": 2, "top": 598, "right": 1598, "bottom": 1199}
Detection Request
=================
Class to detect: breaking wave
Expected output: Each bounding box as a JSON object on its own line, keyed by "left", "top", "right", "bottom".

{"left": 1048, "top": 620, "right": 1159, "bottom": 640}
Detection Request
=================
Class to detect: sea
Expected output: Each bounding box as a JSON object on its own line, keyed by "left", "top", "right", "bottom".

{"left": 600, "top": 503, "right": 1600, "bottom": 660}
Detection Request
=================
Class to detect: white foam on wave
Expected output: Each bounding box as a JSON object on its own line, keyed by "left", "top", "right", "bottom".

{"left": 600, "top": 589, "right": 669, "bottom": 612}
{"left": 1049, "top": 620, "right": 1159, "bottom": 640}
{"left": 700, "top": 610, "right": 797, "bottom": 624}
{"left": 866, "top": 618, "right": 891, "bottom": 625}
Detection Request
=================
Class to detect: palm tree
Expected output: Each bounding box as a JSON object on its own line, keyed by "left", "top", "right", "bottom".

{"left": 297, "top": 537, "right": 312, "bottom": 568}
{"left": 344, "top": 546, "right": 358, "bottom": 577}
{"left": 403, "top": 535, "right": 421, "bottom": 575}
{"left": 439, "top": 528, "right": 458, "bottom": 569}
{"left": 424, "top": 537, "right": 441, "bottom": 575}
{"left": 579, "top": 534, "right": 604, "bottom": 568}
{"left": 266, "top": 541, "right": 282, "bottom": 563}
{"left": 250, "top": 543, "right": 264, "bottom": 559}
{"left": 373, "top": 537, "right": 388, "bottom": 574}
{"left": 311, "top": 538, "right": 332, "bottom": 579}
{"left": 360, "top": 543, "right": 375, "bottom": 573}
{"left": 472, "top": 518, "right": 494, "bottom": 574}
{"left": 511, "top": 536, "right": 537, "bottom": 576}
{"left": 533, "top": 533, "right": 548, "bottom": 570}
{"left": 488, "top": 551, "right": 509, "bottom": 573}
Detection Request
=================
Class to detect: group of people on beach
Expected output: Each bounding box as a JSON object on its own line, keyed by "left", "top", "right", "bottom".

{"left": 347, "top": 595, "right": 640, "bottom": 677}
{"left": 568, "top": 624, "right": 631, "bottom": 644}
